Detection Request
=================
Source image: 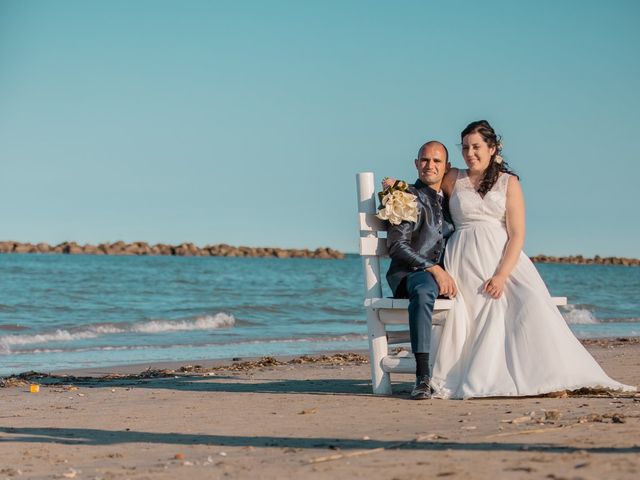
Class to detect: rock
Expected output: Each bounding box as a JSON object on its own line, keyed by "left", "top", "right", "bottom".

{"left": 58, "top": 242, "right": 83, "bottom": 254}
{"left": 13, "top": 243, "right": 34, "bottom": 253}
{"left": 543, "top": 409, "right": 562, "bottom": 421}
{"left": 97, "top": 243, "right": 111, "bottom": 254}
{"left": 174, "top": 242, "right": 199, "bottom": 256}
{"left": 611, "top": 414, "right": 625, "bottom": 423}
{"left": 0, "top": 241, "right": 16, "bottom": 253}
{"left": 82, "top": 245, "right": 100, "bottom": 255}
{"left": 154, "top": 244, "right": 173, "bottom": 255}
{"left": 35, "top": 242, "right": 51, "bottom": 253}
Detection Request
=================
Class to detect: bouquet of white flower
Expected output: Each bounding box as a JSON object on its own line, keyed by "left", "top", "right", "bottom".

{"left": 376, "top": 180, "right": 418, "bottom": 225}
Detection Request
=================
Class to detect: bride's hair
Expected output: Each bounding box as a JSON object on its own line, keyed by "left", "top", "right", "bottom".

{"left": 460, "top": 120, "right": 518, "bottom": 196}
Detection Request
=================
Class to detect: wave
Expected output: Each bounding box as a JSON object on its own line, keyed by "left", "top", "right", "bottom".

{"left": 561, "top": 305, "right": 598, "bottom": 324}
{"left": 0, "top": 313, "right": 235, "bottom": 354}
{"left": 597, "top": 317, "right": 640, "bottom": 324}
{"left": 7, "top": 333, "right": 368, "bottom": 356}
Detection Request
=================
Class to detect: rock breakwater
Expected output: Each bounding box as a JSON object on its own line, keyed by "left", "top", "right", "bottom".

{"left": 0, "top": 241, "right": 344, "bottom": 259}
{"left": 530, "top": 254, "right": 640, "bottom": 266}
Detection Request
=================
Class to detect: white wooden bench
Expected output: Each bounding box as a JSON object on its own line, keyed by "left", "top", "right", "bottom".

{"left": 356, "top": 172, "right": 567, "bottom": 395}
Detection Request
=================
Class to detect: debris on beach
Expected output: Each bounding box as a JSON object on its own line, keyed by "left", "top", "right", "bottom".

{"left": 578, "top": 414, "right": 604, "bottom": 423}
{"left": 1, "top": 377, "right": 29, "bottom": 388}
{"left": 0, "top": 468, "right": 22, "bottom": 477}
{"left": 0, "top": 370, "right": 47, "bottom": 388}
{"left": 0, "top": 353, "right": 370, "bottom": 388}
{"left": 543, "top": 409, "right": 562, "bottom": 421}
{"left": 298, "top": 408, "right": 318, "bottom": 415}
{"left": 502, "top": 415, "right": 534, "bottom": 424}
{"left": 61, "top": 468, "right": 78, "bottom": 478}
{"left": 611, "top": 414, "right": 626, "bottom": 423}
{"left": 581, "top": 337, "right": 640, "bottom": 347}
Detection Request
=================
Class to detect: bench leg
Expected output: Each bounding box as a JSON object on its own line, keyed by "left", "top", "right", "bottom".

{"left": 366, "top": 309, "right": 391, "bottom": 395}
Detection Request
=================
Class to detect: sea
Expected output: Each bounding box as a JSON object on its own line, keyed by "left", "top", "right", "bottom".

{"left": 1, "top": 254, "right": 639, "bottom": 376}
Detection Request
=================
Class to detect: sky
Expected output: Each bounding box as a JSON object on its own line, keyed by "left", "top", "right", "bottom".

{"left": 0, "top": 0, "right": 638, "bottom": 256}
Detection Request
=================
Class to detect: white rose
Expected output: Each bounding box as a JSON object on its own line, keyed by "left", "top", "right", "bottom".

{"left": 376, "top": 191, "right": 418, "bottom": 225}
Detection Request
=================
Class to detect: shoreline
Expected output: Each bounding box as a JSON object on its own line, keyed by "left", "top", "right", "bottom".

{"left": 2, "top": 337, "right": 638, "bottom": 383}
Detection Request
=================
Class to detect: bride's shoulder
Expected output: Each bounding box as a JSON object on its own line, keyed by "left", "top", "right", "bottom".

{"left": 503, "top": 173, "right": 523, "bottom": 198}
{"left": 498, "top": 171, "right": 518, "bottom": 184}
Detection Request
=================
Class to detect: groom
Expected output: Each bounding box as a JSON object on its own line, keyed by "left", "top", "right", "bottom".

{"left": 386, "top": 141, "right": 456, "bottom": 399}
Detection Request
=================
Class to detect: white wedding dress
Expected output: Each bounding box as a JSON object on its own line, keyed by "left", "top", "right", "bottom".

{"left": 430, "top": 170, "right": 636, "bottom": 399}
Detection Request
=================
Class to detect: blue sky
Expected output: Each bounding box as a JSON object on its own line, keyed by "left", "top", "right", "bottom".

{"left": 1, "top": 0, "right": 638, "bottom": 256}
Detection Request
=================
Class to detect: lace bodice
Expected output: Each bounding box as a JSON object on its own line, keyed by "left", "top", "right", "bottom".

{"left": 449, "top": 170, "right": 510, "bottom": 229}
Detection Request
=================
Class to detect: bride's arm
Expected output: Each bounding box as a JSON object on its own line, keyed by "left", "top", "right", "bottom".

{"left": 484, "top": 176, "right": 526, "bottom": 299}
{"left": 441, "top": 168, "right": 458, "bottom": 197}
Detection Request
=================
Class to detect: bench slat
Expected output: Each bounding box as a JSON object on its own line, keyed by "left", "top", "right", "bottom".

{"left": 365, "top": 297, "right": 566, "bottom": 309}
{"left": 359, "top": 213, "right": 387, "bottom": 232}
{"left": 387, "top": 330, "right": 410, "bottom": 345}
{"left": 359, "top": 237, "right": 389, "bottom": 256}
{"left": 381, "top": 352, "right": 415, "bottom": 374}
{"left": 364, "top": 298, "right": 454, "bottom": 310}
{"left": 379, "top": 309, "right": 449, "bottom": 325}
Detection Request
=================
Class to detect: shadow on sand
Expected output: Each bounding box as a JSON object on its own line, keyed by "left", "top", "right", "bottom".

{"left": 1, "top": 426, "right": 639, "bottom": 455}
{"left": 29, "top": 374, "right": 401, "bottom": 397}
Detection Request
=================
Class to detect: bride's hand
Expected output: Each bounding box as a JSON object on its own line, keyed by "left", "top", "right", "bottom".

{"left": 381, "top": 177, "right": 396, "bottom": 189}
{"left": 483, "top": 275, "right": 506, "bottom": 299}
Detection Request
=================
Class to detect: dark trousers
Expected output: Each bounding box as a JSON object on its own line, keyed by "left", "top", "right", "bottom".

{"left": 405, "top": 270, "right": 439, "bottom": 354}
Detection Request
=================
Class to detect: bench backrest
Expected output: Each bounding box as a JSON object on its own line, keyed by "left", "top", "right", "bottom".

{"left": 356, "top": 172, "right": 391, "bottom": 300}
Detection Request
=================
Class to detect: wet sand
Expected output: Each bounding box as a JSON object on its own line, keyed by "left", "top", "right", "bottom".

{"left": 1, "top": 342, "right": 639, "bottom": 479}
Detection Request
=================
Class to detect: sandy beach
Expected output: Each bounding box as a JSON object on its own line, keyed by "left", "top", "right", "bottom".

{"left": 1, "top": 340, "right": 639, "bottom": 480}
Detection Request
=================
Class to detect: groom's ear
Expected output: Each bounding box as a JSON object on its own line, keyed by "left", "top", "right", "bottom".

{"left": 445, "top": 161, "right": 451, "bottom": 173}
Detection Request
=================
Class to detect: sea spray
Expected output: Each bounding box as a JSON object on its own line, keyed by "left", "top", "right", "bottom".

{"left": 0, "top": 313, "right": 235, "bottom": 353}
{"left": 561, "top": 305, "right": 599, "bottom": 324}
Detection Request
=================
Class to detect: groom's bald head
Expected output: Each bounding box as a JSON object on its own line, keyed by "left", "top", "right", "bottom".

{"left": 417, "top": 141, "right": 449, "bottom": 163}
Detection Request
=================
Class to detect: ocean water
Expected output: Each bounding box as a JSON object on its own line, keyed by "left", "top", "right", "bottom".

{"left": 1, "top": 254, "right": 639, "bottom": 376}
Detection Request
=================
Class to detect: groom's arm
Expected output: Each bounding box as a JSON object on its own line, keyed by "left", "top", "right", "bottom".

{"left": 387, "top": 220, "right": 458, "bottom": 298}
{"left": 386, "top": 220, "right": 435, "bottom": 271}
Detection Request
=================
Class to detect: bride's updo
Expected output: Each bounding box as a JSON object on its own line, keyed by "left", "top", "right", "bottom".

{"left": 461, "top": 120, "right": 518, "bottom": 196}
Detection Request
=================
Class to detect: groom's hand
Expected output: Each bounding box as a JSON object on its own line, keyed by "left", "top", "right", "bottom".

{"left": 427, "top": 265, "right": 457, "bottom": 298}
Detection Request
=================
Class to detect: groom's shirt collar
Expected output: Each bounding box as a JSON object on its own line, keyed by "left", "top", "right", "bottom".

{"left": 414, "top": 179, "right": 442, "bottom": 199}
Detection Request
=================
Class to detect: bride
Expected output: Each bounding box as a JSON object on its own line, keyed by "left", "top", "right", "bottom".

{"left": 388, "top": 120, "right": 635, "bottom": 399}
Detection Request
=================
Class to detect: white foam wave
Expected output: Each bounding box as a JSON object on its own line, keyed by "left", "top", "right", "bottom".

{"left": 561, "top": 305, "right": 599, "bottom": 324}
{"left": 8, "top": 333, "right": 368, "bottom": 356}
{"left": 0, "top": 313, "right": 235, "bottom": 354}
{"left": 130, "top": 315, "right": 234, "bottom": 333}
{"left": 236, "top": 334, "right": 368, "bottom": 345}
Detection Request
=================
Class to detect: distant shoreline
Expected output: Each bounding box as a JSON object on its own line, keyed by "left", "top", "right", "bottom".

{"left": 0, "top": 240, "right": 343, "bottom": 259}
{"left": 0, "top": 241, "right": 637, "bottom": 265}
{"left": 529, "top": 254, "right": 640, "bottom": 266}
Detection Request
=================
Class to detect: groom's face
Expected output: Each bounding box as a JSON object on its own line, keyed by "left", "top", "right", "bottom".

{"left": 415, "top": 144, "right": 448, "bottom": 188}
